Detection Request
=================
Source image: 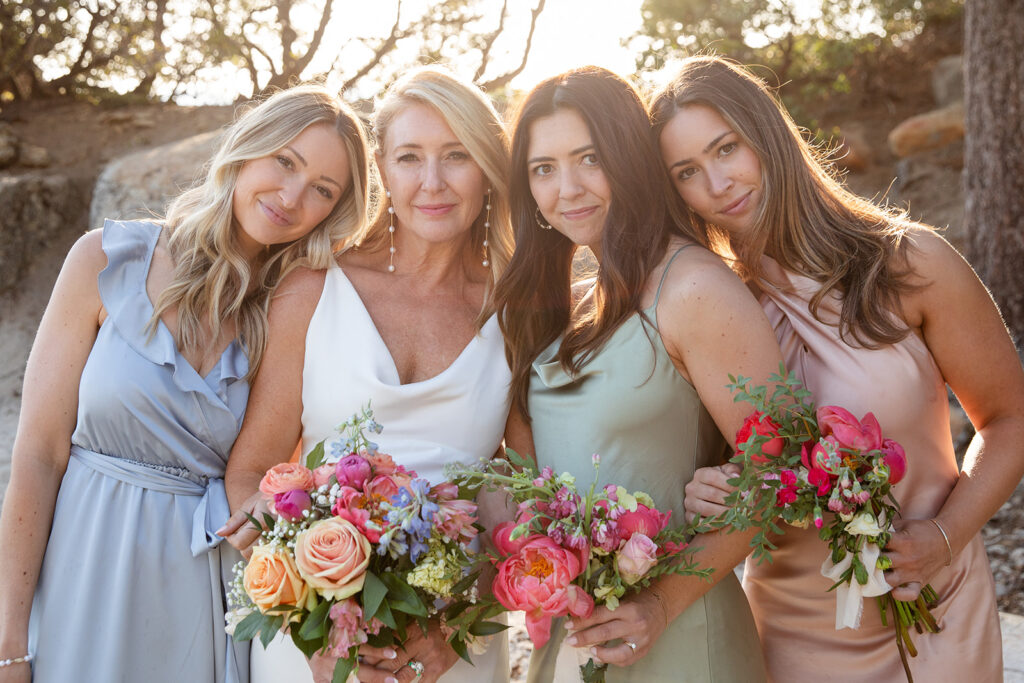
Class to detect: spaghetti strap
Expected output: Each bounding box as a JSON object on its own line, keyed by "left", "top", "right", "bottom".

{"left": 653, "top": 243, "right": 697, "bottom": 308}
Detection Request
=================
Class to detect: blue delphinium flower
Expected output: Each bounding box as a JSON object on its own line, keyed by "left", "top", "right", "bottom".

{"left": 382, "top": 479, "right": 438, "bottom": 563}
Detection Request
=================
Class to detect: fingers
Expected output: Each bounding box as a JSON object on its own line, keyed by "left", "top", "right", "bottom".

{"left": 890, "top": 581, "right": 923, "bottom": 602}
{"left": 565, "top": 617, "right": 627, "bottom": 650}
{"left": 222, "top": 522, "right": 262, "bottom": 553}
{"left": 215, "top": 509, "right": 248, "bottom": 537}
{"left": 590, "top": 639, "right": 644, "bottom": 667}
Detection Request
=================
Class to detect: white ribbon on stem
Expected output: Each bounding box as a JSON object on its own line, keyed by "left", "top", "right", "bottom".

{"left": 820, "top": 511, "right": 893, "bottom": 629}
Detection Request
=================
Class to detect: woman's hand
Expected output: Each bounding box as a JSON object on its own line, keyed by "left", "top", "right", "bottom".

{"left": 562, "top": 589, "right": 668, "bottom": 667}
{"left": 683, "top": 464, "right": 741, "bottom": 523}
{"left": 884, "top": 518, "right": 954, "bottom": 601}
{"left": 216, "top": 492, "right": 270, "bottom": 557}
{"left": 353, "top": 620, "right": 460, "bottom": 683}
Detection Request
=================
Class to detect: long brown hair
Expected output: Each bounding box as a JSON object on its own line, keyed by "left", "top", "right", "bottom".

{"left": 496, "top": 66, "right": 700, "bottom": 418}
{"left": 650, "top": 56, "right": 924, "bottom": 347}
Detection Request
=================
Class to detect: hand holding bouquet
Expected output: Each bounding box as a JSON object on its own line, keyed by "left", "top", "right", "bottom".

{"left": 452, "top": 451, "right": 710, "bottom": 683}
{"left": 225, "top": 406, "right": 505, "bottom": 683}
{"left": 690, "top": 366, "right": 938, "bottom": 682}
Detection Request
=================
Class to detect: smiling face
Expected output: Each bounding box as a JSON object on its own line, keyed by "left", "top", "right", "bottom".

{"left": 526, "top": 108, "right": 611, "bottom": 257}
{"left": 659, "top": 104, "right": 763, "bottom": 240}
{"left": 232, "top": 122, "right": 352, "bottom": 258}
{"left": 377, "top": 102, "right": 488, "bottom": 249}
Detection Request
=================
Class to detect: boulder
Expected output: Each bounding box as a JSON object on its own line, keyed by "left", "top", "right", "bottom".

{"left": 0, "top": 174, "right": 88, "bottom": 294}
{"left": 19, "top": 144, "right": 51, "bottom": 168}
{"left": 894, "top": 140, "right": 965, "bottom": 248}
{"left": 89, "top": 130, "right": 222, "bottom": 229}
{"left": 932, "top": 55, "right": 963, "bottom": 108}
{"left": 0, "top": 123, "right": 19, "bottom": 169}
{"left": 834, "top": 124, "right": 873, "bottom": 172}
{"left": 887, "top": 102, "right": 964, "bottom": 158}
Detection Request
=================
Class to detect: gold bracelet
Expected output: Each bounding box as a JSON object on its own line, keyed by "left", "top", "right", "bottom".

{"left": 929, "top": 518, "right": 953, "bottom": 567}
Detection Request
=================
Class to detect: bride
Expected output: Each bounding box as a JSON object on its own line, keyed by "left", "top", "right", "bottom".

{"left": 221, "top": 66, "right": 517, "bottom": 683}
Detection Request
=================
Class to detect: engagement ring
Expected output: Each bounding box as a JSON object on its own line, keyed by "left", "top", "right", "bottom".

{"left": 408, "top": 659, "right": 425, "bottom": 678}
{"left": 625, "top": 641, "right": 637, "bottom": 652}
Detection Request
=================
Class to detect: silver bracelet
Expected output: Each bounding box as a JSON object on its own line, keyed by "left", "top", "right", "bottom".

{"left": 929, "top": 518, "right": 953, "bottom": 567}
{"left": 0, "top": 653, "right": 33, "bottom": 668}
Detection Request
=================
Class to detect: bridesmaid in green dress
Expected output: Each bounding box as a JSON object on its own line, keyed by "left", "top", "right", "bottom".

{"left": 494, "top": 66, "right": 781, "bottom": 682}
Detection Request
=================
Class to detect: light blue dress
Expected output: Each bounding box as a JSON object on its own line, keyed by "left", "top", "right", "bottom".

{"left": 27, "top": 220, "right": 250, "bottom": 682}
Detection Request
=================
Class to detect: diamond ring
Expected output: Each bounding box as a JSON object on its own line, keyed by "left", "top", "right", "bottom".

{"left": 408, "top": 659, "right": 425, "bottom": 678}
{"left": 625, "top": 641, "right": 637, "bottom": 652}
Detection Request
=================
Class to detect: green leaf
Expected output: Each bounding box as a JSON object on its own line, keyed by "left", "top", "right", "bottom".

{"left": 852, "top": 555, "right": 869, "bottom": 585}
{"left": 299, "top": 598, "right": 332, "bottom": 640}
{"left": 381, "top": 572, "right": 428, "bottom": 617}
{"left": 306, "top": 441, "right": 327, "bottom": 470}
{"left": 469, "top": 620, "right": 510, "bottom": 636}
{"left": 232, "top": 610, "right": 268, "bottom": 643}
{"left": 375, "top": 598, "right": 397, "bottom": 630}
{"left": 260, "top": 614, "right": 284, "bottom": 648}
{"left": 289, "top": 623, "right": 323, "bottom": 660}
{"left": 449, "top": 571, "right": 479, "bottom": 596}
{"left": 449, "top": 634, "right": 471, "bottom": 664}
{"left": 332, "top": 653, "right": 356, "bottom": 683}
{"left": 262, "top": 512, "right": 277, "bottom": 529}
{"left": 361, "top": 571, "right": 388, "bottom": 621}
{"left": 243, "top": 511, "right": 264, "bottom": 531}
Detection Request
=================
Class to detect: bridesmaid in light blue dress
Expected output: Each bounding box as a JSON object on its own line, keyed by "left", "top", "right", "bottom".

{"left": 0, "top": 85, "right": 371, "bottom": 683}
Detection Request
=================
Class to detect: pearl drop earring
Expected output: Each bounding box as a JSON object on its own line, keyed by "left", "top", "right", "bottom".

{"left": 482, "top": 189, "right": 492, "bottom": 269}
{"left": 386, "top": 189, "right": 396, "bottom": 273}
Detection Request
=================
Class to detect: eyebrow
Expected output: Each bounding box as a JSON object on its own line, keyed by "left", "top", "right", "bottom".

{"left": 392, "top": 141, "right": 465, "bottom": 151}
{"left": 285, "top": 145, "right": 341, "bottom": 188}
{"left": 527, "top": 143, "right": 596, "bottom": 165}
{"left": 668, "top": 132, "right": 733, "bottom": 170}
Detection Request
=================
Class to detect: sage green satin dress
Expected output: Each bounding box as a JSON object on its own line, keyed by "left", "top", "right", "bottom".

{"left": 526, "top": 247, "right": 767, "bottom": 683}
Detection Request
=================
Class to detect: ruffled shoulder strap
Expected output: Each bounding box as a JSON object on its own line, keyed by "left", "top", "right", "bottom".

{"left": 96, "top": 219, "right": 175, "bottom": 366}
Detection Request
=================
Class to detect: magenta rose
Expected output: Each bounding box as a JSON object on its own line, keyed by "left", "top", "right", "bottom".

{"left": 880, "top": 437, "right": 907, "bottom": 484}
{"left": 817, "top": 406, "right": 883, "bottom": 452}
{"left": 273, "top": 489, "right": 312, "bottom": 522}
{"left": 615, "top": 504, "right": 671, "bottom": 542}
{"left": 491, "top": 535, "right": 594, "bottom": 648}
{"left": 335, "top": 454, "right": 372, "bottom": 490}
{"left": 736, "top": 411, "right": 785, "bottom": 462}
{"left": 614, "top": 533, "right": 658, "bottom": 584}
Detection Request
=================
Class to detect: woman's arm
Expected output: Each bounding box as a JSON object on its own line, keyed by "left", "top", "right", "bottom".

{"left": 884, "top": 229, "right": 1024, "bottom": 599}
{"left": 0, "top": 232, "right": 106, "bottom": 675}
{"left": 219, "top": 267, "right": 325, "bottom": 551}
{"left": 567, "top": 248, "right": 784, "bottom": 665}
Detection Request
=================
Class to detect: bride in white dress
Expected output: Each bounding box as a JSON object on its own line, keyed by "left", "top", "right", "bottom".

{"left": 222, "top": 66, "right": 517, "bottom": 683}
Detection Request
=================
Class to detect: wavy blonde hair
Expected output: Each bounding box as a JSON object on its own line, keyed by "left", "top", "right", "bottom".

{"left": 154, "top": 84, "right": 371, "bottom": 377}
{"left": 650, "top": 56, "right": 928, "bottom": 347}
{"left": 354, "top": 66, "right": 513, "bottom": 327}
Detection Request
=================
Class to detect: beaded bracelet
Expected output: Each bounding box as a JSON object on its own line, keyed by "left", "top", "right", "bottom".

{"left": 0, "top": 653, "right": 33, "bottom": 668}
{"left": 929, "top": 518, "right": 953, "bottom": 567}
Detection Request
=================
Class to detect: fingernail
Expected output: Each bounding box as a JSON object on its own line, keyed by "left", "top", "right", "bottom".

{"left": 383, "top": 648, "right": 397, "bottom": 659}
{"left": 386, "top": 678, "right": 398, "bottom": 683}
{"left": 215, "top": 526, "right": 227, "bottom": 535}
{"left": 566, "top": 636, "right": 577, "bottom": 646}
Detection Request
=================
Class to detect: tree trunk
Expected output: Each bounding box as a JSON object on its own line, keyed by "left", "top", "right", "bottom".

{"left": 964, "top": 0, "right": 1024, "bottom": 345}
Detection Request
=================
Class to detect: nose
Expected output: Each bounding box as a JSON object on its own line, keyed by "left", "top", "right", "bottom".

{"left": 278, "top": 177, "right": 303, "bottom": 209}
{"left": 421, "top": 158, "right": 446, "bottom": 193}
{"left": 706, "top": 164, "right": 734, "bottom": 197}
{"left": 558, "top": 167, "right": 584, "bottom": 200}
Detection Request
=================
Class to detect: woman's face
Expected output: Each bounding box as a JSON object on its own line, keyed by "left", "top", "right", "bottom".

{"left": 232, "top": 122, "right": 351, "bottom": 258}
{"left": 377, "top": 102, "right": 488, "bottom": 248}
{"left": 526, "top": 108, "right": 611, "bottom": 257}
{"left": 659, "top": 104, "right": 762, "bottom": 239}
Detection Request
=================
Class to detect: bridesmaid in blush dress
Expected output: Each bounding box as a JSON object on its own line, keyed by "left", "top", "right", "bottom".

{"left": 0, "top": 85, "right": 371, "bottom": 683}
{"left": 652, "top": 56, "right": 1024, "bottom": 681}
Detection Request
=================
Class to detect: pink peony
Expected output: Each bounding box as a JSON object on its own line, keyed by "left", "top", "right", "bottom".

{"left": 335, "top": 454, "right": 372, "bottom": 490}
{"left": 273, "top": 489, "right": 312, "bottom": 521}
{"left": 880, "top": 438, "right": 907, "bottom": 484}
{"left": 491, "top": 535, "right": 594, "bottom": 647}
{"left": 259, "top": 463, "right": 314, "bottom": 497}
{"left": 614, "top": 533, "right": 658, "bottom": 584}
{"left": 736, "top": 411, "right": 785, "bottom": 462}
{"left": 817, "top": 406, "right": 883, "bottom": 452}
{"left": 615, "top": 504, "right": 671, "bottom": 542}
{"left": 312, "top": 464, "right": 335, "bottom": 489}
{"left": 293, "top": 518, "right": 371, "bottom": 600}
{"left": 364, "top": 473, "right": 411, "bottom": 504}
{"left": 493, "top": 520, "right": 533, "bottom": 556}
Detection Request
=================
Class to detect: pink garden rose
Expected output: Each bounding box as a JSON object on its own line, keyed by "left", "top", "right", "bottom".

{"left": 615, "top": 504, "right": 671, "bottom": 542}
{"left": 736, "top": 411, "right": 785, "bottom": 462}
{"left": 817, "top": 406, "right": 883, "bottom": 452}
{"left": 614, "top": 533, "right": 658, "bottom": 584}
{"left": 273, "top": 489, "right": 312, "bottom": 522}
{"left": 312, "top": 464, "right": 336, "bottom": 488}
{"left": 335, "top": 454, "right": 372, "bottom": 490}
{"left": 880, "top": 438, "right": 907, "bottom": 484}
{"left": 294, "top": 518, "right": 371, "bottom": 600}
{"left": 259, "top": 463, "right": 314, "bottom": 497}
{"left": 366, "top": 452, "right": 399, "bottom": 476}
{"left": 492, "top": 535, "right": 594, "bottom": 647}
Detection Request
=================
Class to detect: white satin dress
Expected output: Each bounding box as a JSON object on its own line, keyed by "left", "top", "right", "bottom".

{"left": 250, "top": 260, "right": 512, "bottom": 683}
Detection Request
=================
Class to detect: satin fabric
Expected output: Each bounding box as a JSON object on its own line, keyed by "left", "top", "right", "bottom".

{"left": 28, "top": 220, "right": 249, "bottom": 682}
{"left": 743, "top": 257, "right": 1003, "bottom": 682}
{"left": 250, "top": 259, "right": 512, "bottom": 683}
{"left": 525, "top": 247, "right": 768, "bottom": 683}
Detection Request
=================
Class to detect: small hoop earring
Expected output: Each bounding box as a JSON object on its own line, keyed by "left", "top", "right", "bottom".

{"left": 535, "top": 206, "right": 553, "bottom": 230}
{"left": 386, "top": 189, "right": 396, "bottom": 273}
{"left": 482, "top": 189, "right": 492, "bottom": 268}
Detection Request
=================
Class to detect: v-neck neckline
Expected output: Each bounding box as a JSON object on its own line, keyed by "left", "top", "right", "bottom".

{"left": 330, "top": 263, "right": 492, "bottom": 387}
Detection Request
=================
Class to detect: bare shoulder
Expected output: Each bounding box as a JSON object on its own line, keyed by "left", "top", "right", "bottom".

{"left": 273, "top": 264, "right": 328, "bottom": 303}
{"left": 902, "top": 225, "right": 970, "bottom": 281}
{"left": 656, "top": 242, "right": 754, "bottom": 309}
{"left": 65, "top": 228, "right": 108, "bottom": 275}
{"left": 899, "top": 225, "right": 985, "bottom": 323}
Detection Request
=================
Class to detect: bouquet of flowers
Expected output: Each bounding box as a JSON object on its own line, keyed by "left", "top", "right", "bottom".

{"left": 225, "top": 406, "right": 506, "bottom": 683}
{"left": 691, "top": 366, "right": 938, "bottom": 681}
{"left": 451, "top": 450, "right": 711, "bottom": 683}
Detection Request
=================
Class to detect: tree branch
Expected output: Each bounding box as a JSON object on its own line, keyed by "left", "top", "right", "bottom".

{"left": 473, "top": 0, "right": 509, "bottom": 81}
{"left": 479, "top": 0, "right": 546, "bottom": 91}
{"left": 341, "top": 0, "right": 405, "bottom": 92}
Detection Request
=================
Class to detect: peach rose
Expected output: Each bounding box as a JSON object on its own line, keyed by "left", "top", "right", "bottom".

{"left": 243, "top": 545, "right": 312, "bottom": 618}
{"left": 294, "top": 518, "right": 371, "bottom": 600}
{"left": 259, "top": 463, "right": 315, "bottom": 497}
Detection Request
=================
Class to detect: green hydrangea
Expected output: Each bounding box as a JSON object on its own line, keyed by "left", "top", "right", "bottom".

{"left": 406, "top": 540, "right": 462, "bottom": 598}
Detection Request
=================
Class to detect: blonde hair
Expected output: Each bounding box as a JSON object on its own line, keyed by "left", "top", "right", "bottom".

{"left": 651, "top": 56, "right": 925, "bottom": 347}
{"left": 155, "top": 83, "right": 371, "bottom": 377}
{"left": 355, "top": 66, "right": 513, "bottom": 326}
